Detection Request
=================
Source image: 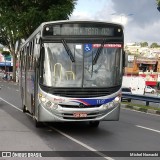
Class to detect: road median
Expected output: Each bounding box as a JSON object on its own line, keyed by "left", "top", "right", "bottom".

{"left": 121, "top": 103, "right": 160, "bottom": 115}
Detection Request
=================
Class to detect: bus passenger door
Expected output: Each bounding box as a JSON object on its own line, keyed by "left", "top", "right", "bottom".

{"left": 21, "top": 52, "right": 26, "bottom": 108}
{"left": 25, "top": 46, "right": 34, "bottom": 114}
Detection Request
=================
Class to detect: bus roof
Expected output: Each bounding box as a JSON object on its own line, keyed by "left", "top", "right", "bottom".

{"left": 20, "top": 20, "right": 123, "bottom": 48}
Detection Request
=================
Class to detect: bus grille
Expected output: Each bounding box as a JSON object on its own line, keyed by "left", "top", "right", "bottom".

{"left": 40, "top": 85, "right": 120, "bottom": 98}
{"left": 59, "top": 104, "right": 101, "bottom": 108}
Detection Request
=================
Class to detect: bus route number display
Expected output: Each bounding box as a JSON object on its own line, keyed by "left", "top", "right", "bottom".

{"left": 53, "top": 26, "right": 114, "bottom": 36}
{"left": 43, "top": 24, "right": 118, "bottom": 36}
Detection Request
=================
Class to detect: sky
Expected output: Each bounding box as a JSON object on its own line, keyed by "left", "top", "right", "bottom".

{"left": 70, "top": 0, "right": 160, "bottom": 45}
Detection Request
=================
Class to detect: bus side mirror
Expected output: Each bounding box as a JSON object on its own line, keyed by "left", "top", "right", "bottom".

{"left": 123, "top": 51, "right": 128, "bottom": 67}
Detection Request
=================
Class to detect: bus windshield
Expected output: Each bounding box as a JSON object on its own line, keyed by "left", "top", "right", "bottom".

{"left": 41, "top": 42, "right": 122, "bottom": 88}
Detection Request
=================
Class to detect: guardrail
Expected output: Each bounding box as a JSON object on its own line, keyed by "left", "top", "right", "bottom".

{"left": 122, "top": 93, "right": 160, "bottom": 106}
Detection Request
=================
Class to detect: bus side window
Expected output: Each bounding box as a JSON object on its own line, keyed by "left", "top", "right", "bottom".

{"left": 31, "top": 40, "right": 35, "bottom": 70}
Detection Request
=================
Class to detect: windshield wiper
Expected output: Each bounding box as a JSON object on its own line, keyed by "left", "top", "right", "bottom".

{"left": 62, "top": 39, "right": 75, "bottom": 62}
{"left": 93, "top": 39, "right": 106, "bottom": 65}
{"left": 91, "top": 51, "right": 94, "bottom": 77}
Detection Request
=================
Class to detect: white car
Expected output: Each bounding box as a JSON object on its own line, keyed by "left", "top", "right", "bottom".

{"left": 121, "top": 87, "right": 132, "bottom": 102}
{"left": 145, "top": 86, "right": 156, "bottom": 94}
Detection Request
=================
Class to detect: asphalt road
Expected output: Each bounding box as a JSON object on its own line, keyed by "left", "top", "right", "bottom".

{"left": 0, "top": 80, "right": 160, "bottom": 160}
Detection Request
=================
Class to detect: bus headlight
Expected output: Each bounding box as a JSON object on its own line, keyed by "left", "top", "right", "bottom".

{"left": 51, "top": 103, "right": 58, "bottom": 110}
{"left": 102, "top": 102, "right": 114, "bottom": 110}
{"left": 40, "top": 96, "right": 46, "bottom": 103}
{"left": 39, "top": 94, "right": 58, "bottom": 110}
{"left": 103, "top": 96, "right": 121, "bottom": 110}
{"left": 46, "top": 101, "right": 52, "bottom": 108}
{"left": 108, "top": 102, "right": 114, "bottom": 109}
{"left": 113, "top": 96, "right": 121, "bottom": 103}
{"left": 39, "top": 93, "right": 46, "bottom": 102}
{"left": 102, "top": 103, "right": 108, "bottom": 110}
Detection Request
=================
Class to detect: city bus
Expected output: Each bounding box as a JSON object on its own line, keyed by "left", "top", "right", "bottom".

{"left": 19, "top": 20, "right": 125, "bottom": 127}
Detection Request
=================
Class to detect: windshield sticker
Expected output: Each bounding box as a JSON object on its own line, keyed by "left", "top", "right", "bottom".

{"left": 93, "top": 44, "right": 122, "bottom": 48}
{"left": 76, "top": 45, "right": 82, "bottom": 49}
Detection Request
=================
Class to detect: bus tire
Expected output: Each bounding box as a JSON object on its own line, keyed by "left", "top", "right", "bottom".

{"left": 23, "top": 105, "right": 27, "bottom": 113}
{"left": 34, "top": 119, "right": 44, "bottom": 128}
{"left": 89, "top": 121, "right": 100, "bottom": 128}
{"left": 31, "top": 94, "right": 35, "bottom": 115}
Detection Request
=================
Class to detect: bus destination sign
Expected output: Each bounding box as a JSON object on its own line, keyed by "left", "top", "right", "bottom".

{"left": 43, "top": 23, "right": 121, "bottom": 36}
{"left": 53, "top": 26, "right": 114, "bottom": 36}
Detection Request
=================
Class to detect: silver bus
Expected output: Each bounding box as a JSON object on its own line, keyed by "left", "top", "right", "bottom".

{"left": 19, "top": 20, "right": 125, "bottom": 127}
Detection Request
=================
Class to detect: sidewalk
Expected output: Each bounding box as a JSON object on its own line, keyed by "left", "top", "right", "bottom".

{"left": 0, "top": 98, "right": 65, "bottom": 160}
{"left": 0, "top": 102, "right": 51, "bottom": 151}
{"left": 0, "top": 77, "right": 18, "bottom": 85}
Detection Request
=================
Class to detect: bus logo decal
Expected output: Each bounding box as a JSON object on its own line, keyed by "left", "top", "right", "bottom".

{"left": 79, "top": 103, "right": 85, "bottom": 108}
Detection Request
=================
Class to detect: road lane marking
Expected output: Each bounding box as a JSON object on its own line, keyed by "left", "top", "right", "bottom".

{"left": 0, "top": 97, "right": 23, "bottom": 112}
{"left": 48, "top": 126, "right": 114, "bottom": 160}
{"left": 136, "top": 125, "right": 160, "bottom": 134}
{"left": 0, "top": 97, "right": 32, "bottom": 117}
{"left": 0, "top": 97, "right": 114, "bottom": 160}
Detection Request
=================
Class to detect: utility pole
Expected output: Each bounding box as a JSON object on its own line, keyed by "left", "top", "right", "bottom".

{"left": 4, "top": 55, "right": 7, "bottom": 73}
{"left": 111, "top": 13, "right": 134, "bottom": 25}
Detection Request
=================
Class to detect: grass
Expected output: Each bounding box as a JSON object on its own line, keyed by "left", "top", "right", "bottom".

{"left": 121, "top": 102, "right": 160, "bottom": 111}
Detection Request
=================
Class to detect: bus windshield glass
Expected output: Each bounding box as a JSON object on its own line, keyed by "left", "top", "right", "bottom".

{"left": 41, "top": 42, "right": 122, "bottom": 88}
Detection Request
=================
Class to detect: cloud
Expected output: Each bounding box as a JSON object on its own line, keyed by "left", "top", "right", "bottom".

{"left": 111, "top": 0, "right": 159, "bottom": 26}
{"left": 70, "top": 11, "right": 93, "bottom": 20}
{"left": 125, "top": 20, "right": 160, "bottom": 44}
{"left": 70, "top": 0, "right": 160, "bottom": 44}
{"left": 102, "top": 0, "right": 160, "bottom": 44}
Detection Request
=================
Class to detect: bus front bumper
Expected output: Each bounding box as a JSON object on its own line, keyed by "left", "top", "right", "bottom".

{"left": 37, "top": 103, "right": 120, "bottom": 122}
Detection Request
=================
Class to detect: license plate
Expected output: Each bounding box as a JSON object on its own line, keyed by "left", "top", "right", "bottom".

{"left": 73, "top": 112, "right": 87, "bottom": 118}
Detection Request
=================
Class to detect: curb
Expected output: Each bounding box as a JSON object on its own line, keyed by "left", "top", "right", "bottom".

{"left": 0, "top": 79, "right": 18, "bottom": 84}
{"left": 121, "top": 104, "right": 160, "bottom": 115}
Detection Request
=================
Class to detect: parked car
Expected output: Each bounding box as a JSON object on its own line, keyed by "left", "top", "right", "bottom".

{"left": 121, "top": 87, "right": 132, "bottom": 102}
{"left": 145, "top": 86, "right": 156, "bottom": 94}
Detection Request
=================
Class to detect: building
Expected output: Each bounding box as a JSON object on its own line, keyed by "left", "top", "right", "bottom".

{"left": 0, "top": 52, "right": 13, "bottom": 72}
{"left": 124, "top": 44, "right": 160, "bottom": 87}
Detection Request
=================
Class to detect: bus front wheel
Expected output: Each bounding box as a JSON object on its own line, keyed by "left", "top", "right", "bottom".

{"left": 89, "top": 121, "right": 100, "bottom": 128}
{"left": 23, "top": 105, "right": 27, "bottom": 113}
{"left": 34, "top": 119, "right": 44, "bottom": 128}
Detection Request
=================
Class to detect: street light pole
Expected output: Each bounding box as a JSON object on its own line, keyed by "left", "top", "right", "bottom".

{"left": 111, "top": 13, "right": 134, "bottom": 24}
{"left": 5, "top": 56, "right": 6, "bottom": 73}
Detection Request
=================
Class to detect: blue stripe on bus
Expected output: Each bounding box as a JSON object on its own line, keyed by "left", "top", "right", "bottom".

{"left": 70, "top": 97, "right": 115, "bottom": 106}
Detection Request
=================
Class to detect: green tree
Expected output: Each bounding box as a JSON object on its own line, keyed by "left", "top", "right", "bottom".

{"left": 140, "top": 42, "right": 148, "bottom": 47}
{"left": 0, "top": 0, "right": 77, "bottom": 81}
{"left": 150, "top": 42, "right": 160, "bottom": 48}
{"left": 157, "top": 0, "right": 160, "bottom": 11}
